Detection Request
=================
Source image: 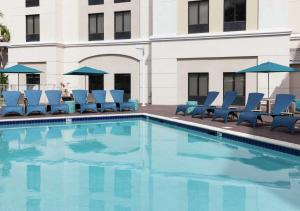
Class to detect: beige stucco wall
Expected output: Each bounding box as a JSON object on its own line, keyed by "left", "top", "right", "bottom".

{"left": 290, "top": 64, "right": 300, "bottom": 97}
{"left": 289, "top": 0, "right": 300, "bottom": 34}
{"left": 177, "top": 0, "right": 258, "bottom": 35}
{"left": 78, "top": 0, "right": 140, "bottom": 41}
{"left": 78, "top": 55, "right": 140, "bottom": 101}
{"left": 246, "top": 0, "right": 258, "bottom": 30}
{"left": 177, "top": 57, "right": 257, "bottom": 105}
{"left": 151, "top": 32, "right": 290, "bottom": 105}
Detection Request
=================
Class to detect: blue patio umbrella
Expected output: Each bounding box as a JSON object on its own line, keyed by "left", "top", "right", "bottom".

{"left": 64, "top": 66, "right": 107, "bottom": 89}
{"left": 239, "top": 62, "right": 299, "bottom": 97}
{"left": 0, "top": 64, "right": 43, "bottom": 91}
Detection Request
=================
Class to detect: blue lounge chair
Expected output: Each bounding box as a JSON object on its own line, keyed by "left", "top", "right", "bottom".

{"left": 212, "top": 92, "right": 264, "bottom": 123}
{"left": 238, "top": 94, "right": 295, "bottom": 128}
{"left": 25, "top": 90, "right": 46, "bottom": 115}
{"left": 110, "top": 90, "right": 135, "bottom": 112}
{"left": 176, "top": 91, "right": 219, "bottom": 116}
{"left": 190, "top": 92, "right": 219, "bottom": 118}
{"left": 271, "top": 115, "right": 300, "bottom": 133}
{"left": 72, "top": 90, "right": 97, "bottom": 113}
{"left": 1, "top": 91, "right": 24, "bottom": 116}
{"left": 192, "top": 91, "right": 225, "bottom": 119}
{"left": 45, "top": 90, "right": 69, "bottom": 114}
{"left": 92, "top": 90, "right": 117, "bottom": 112}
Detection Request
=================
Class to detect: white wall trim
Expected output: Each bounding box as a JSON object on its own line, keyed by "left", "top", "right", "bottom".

{"left": 8, "top": 29, "right": 293, "bottom": 48}
{"left": 9, "top": 39, "right": 151, "bottom": 49}
{"left": 150, "top": 29, "right": 292, "bottom": 42}
{"left": 290, "top": 34, "right": 300, "bottom": 41}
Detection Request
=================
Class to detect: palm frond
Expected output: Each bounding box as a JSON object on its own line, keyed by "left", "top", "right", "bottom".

{"left": 0, "top": 24, "right": 10, "bottom": 42}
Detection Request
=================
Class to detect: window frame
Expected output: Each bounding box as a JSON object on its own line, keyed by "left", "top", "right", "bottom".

{"left": 223, "top": 72, "right": 246, "bottom": 105}
{"left": 88, "top": 13, "right": 104, "bottom": 41}
{"left": 114, "top": 11, "right": 131, "bottom": 40}
{"left": 188, "top": 0, "right": 209, "bottom": 34}
{"left": 26, "top": 73, "right": 41, "bottom": 90}
{"left": 88, "top": 0, "right": 104, "bottom": 5}
{"left": 26, "top": 14, "right": 40, "bottom": 42}
{"left": 223, "top": 0, "right": 246, "bottom": 32}
{"left": 114, "top": 0, "right": 131, "bottom": 3}
{"left": 26, "top": 0, "right": 39, "bottom": 7}
{"left": 114, "top": 73, "right": 131, "bottom": 101}
{"left": 188, "top": 72, "right": 209, "bottom": 104}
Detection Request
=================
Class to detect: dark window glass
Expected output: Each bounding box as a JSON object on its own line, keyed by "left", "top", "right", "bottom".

{"left": 26, "top": 74, "right": 40, "bottom": 90}
{"left": 114, "top": 11, "right": 131, "bottom": 39}
{"left": 188, "top": 73, "right": 209, "bottom": 104}
{"left": 26, "top": 15, "right": 40, "bottom": 42}
{"left": 114, "top": 0, "right": 130, "bottom": 3}
{"left": 114, "top": 74, "right": 131, "bottom": 101}
{"left": 88, "top": 0, "right": 104, "bottom": 5}
{"left": 89, "top": 13, "right": 104, "bottom": 41}
{"left": 188, "top": 0, "right": 209, "bottom": 33}
{"left": 224, "top": 0, "right": 246, "bottom": 31}
{"left": 26, "top": 0, "right": 39, "bottom": 7}
{"left": 223, "top": 72, "right": 245, "bottom": 105}
{"left": 89, "top": 75, "right": 104, "bottom": 93}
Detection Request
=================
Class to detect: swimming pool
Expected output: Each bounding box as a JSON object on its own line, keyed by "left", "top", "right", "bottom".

{"left": 0, "top": 117, "right": 300, "bottom": 211}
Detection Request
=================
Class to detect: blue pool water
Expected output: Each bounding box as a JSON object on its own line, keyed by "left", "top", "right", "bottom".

{"left": 0, "top": 118, "right": 300, "bottom": 211}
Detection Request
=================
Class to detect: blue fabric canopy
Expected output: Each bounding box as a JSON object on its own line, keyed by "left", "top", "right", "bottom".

{"left": 64, "top": 66, "right": 107, "bottom": 76}
{"left": 238, "top": 62, "right": 298, "bottom": 73}
{"left": 0, "top": 64, "right": 43, "bottom": 74}
{"left": 0, "top": 64, "right": 43, "bottom": 91}
{"left": 239, "top": 62, "right": 299, "bottom": 98}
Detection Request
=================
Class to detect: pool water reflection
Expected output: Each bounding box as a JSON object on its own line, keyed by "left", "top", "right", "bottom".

{"left": 0, "top": 119, "right": 300, "bottom": 211}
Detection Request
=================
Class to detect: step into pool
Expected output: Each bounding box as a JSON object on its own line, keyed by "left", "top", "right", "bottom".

{"left": 0, "top": 117, "right": 299, "bottom": 211}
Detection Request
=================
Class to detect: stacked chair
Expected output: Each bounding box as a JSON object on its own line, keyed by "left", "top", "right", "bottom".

{"left": 92, "top": 90, "right": 117, "bottom": 112}
{"left": 72, "top": 90, "right": 97, "bottom": 113}
{"left": 1, "top": 91, "right": 24, "bottom": 116}
{"left": 45, "top": 90, "right": 69, "bottom": 114}
{"left": 24, "top": 90, "right": 46, "bottom": 115}
{"left": 110, "top": 90, "right": 135, "bottom": 112}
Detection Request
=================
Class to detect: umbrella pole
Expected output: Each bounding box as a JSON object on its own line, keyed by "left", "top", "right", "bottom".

{"left": 256, "top": 73, "right": 258, "bottom": 93}
{"left": 268, "top": 72, "right": 270, "bottom": 98}
{"left": 18, "top": 73, "right": 19, "bottom": 91}
{"left": 85, "top": 76, "right": 87, "bottom": 90}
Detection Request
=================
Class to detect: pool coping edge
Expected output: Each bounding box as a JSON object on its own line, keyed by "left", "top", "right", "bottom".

{"left": 0, "top": 112, "right": 300, "bottom": 154}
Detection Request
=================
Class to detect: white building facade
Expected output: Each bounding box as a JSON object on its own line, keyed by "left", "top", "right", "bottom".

{"left": 0, "top": 0, "right": 299, "bottom": 105}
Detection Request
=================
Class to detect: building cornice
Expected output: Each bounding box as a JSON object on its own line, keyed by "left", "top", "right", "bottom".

{"left": 150, "top": 29, "right": 292, "bottom": 42}
{"left": 9, "top": 39, "right": 151, "bottom": 48}
{"left": 8, "top": 29, "right": 292, "bottom": 48}
{"left": 290, "top": 34, "right": 300, "bottom": 41}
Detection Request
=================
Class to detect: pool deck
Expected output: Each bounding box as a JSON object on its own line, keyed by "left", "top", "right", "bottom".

{"left": 1, "top": 104, "right": 299, "bottom": 146}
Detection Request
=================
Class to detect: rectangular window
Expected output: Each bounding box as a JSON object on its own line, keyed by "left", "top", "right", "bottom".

{"left": 223, "top": 72, "right": 245, "bottom": 105}
{"left": 89, "top": 13, "right": 104, "bottom": 41}
{"left": 88, "top": 0, "right": 104, "bottom": 5}
{"left": 26, "top": 74, "right": 40, "bottom": 90}
{"left": 114, "top": 74, "right": 131, "bottom": 101}
{"left": 26, "top": 15, "right": 40, "bottom": 42}
{"left": 188, "top": 0, "right": 209, "bottom": 33}
{"left": 188, "top": 73, "right": 209, "bottom": 104}
{"left": 114, "top": 11, "right": 131, "bottom": 39}
{"left": 26, "top": 0, "right": 39, "bottom": 7}
{"left": 89, "top": 75, "right": 104, "bottom": 93}
{"left": 114, "top": 0, "right": 130, "bottom": 3}
{"left": 224, "top": 0, "right": 246, "bottom": 31}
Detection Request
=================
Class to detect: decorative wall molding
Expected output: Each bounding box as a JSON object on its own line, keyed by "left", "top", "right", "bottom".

{"left": 9, "top": 29, "right": 292, "bottom": 48}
